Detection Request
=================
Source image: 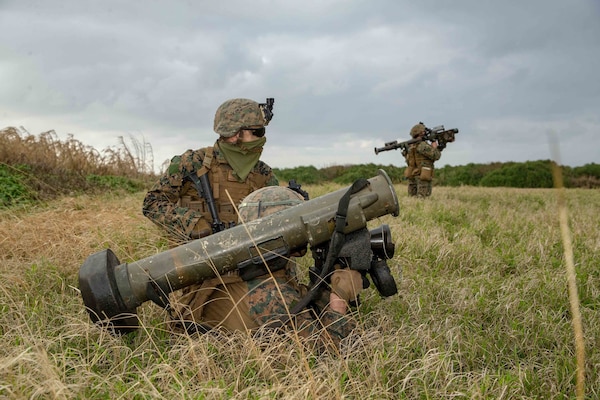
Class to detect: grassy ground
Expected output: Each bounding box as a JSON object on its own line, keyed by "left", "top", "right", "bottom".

{"left": 1, "top": 184, "right": 598, "bottom": 399}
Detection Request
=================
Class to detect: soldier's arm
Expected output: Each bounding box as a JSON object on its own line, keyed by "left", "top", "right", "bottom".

{"left": 416, "top": 141, "right": 441, "bottom": 161}
{"left": 142, "top": 154, "right": 203, "bottom": 240}
{"left": 256, "top": 160, "right": 280, "bottom": 187}
{"left": 266, "top": 174, "right": 279, "bottom": 187}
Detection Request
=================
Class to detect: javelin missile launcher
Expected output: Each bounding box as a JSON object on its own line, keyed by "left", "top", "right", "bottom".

{"left": 79, "top": 170, "right": 400, "bottom": 333}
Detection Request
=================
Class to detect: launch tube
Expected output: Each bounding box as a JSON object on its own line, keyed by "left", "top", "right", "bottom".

{"left": 79, "top": 169, "right": 399, "bottom": 332}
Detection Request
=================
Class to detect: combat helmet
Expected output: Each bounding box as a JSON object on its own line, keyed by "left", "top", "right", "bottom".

{"left": 410, "top": 122, "right": 426, "bottom": 138}
{"left": 214, "top": 98, "right": 268, "bottom": 138}
{"left": 238, "top": 186, "right": 304, "bottom": 222}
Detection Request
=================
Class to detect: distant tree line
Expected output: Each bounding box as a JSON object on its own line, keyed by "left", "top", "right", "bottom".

{"left": 274, "top": 160, "right": 600, "bottom": 188}
{"left": 2, "top": 126, "right": 598, "bottom": 209}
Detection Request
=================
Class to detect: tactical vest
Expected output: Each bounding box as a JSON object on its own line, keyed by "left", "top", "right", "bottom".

{"left": 404, "top": 143, "right": 433, "bottom": 181}
{"left": 405, "top": 144, "right": 424, "bottom": 178}
{"left": 178, "top": 147, "right": 270, "bottom": 228}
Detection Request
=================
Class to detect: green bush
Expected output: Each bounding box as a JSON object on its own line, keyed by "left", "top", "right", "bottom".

{"left": 571, "top": 163, "right": 600, "bottom": 179}
{"left": 437, "top": 163, "right": 485, "bottom": 186}
{"left": 333, "top": 164, "right": 384, "bottom": 184}
{"left": 85, "top": 174, "right": 146, "bottom": 193}
{"left": 273, "top": 165, "right": 324, "bottom": 185}
{"left": 274, "top": 164, "right": 405, "bottom": 186}
{"left": 480, "top": 160, "right": 554, "bottom": 188}
{"left": 274, "top": 161, "right": 600, "bottom": 189}
{"left": 0, "top": 164, "right": 35, "bottom": 207}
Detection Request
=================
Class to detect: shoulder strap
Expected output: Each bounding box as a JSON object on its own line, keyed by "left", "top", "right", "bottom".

{"left": 197, "top": 147, "right": 214, "bottom": 177}
{"left": 266, "top": 178, "right": 370, "bottom": 329}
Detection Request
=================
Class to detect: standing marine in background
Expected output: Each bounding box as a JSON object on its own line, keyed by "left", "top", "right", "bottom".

{"left": 403, "top": 122, "right": 441, "bottom": 198}
{"left": 142, "top": 97, "right": 279, "bottom": 244}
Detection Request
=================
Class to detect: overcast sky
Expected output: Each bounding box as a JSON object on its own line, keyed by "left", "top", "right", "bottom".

{"left": 1, "top": 0, "right": 599, "bottom": 172}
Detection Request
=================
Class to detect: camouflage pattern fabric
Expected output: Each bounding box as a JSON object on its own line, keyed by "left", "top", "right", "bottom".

{"left": 408, "top": 177, "right": 433, "bottom": 198}
{"left": 407, "top": 178, "right": 418, "bottom": 197}
{"left": 245, "top": 262, "right": 356, "bottom": 351}
{"left": 415, "top": 141, "right": 441, "bottom": 161}
{"left": 151, "top": 163, "right": 356, "bottom": 351}
{"left": 142, "top": 142, "right": 278, "bottom": 243}
{"left": 213, "top": 98, "right": 268, "bottom": 137}
{"left": 238, "top": 186, "right": 304, "bottom": 222}
{"left": 410, "top": 122, "right": 426, "bottom": 138}
{"left": 144, "top": 140, "right": 278, "bottom": 335}
{"left": 169, "top": 260, "right": 355, "bottom": 351}
{"left": 405, "top": 141, "right": 441, "bottom": 198}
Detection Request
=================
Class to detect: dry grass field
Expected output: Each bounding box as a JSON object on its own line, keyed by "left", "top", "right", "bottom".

{"left": 1, "top": 183, "right": 598, "bottom": 399}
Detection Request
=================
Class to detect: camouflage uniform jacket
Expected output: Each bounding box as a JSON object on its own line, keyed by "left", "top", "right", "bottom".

{"left": 142, "top": 141, "right": 279, "bottom": 243}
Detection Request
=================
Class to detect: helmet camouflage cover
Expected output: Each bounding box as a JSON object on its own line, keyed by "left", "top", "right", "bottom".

{"left": 238, "top": 186, "right": 304, "bottom": 222}
{"left": 410, "top": 123, "right": 426, "bottom": 138}
{"left": 213, "top": 98, "right": 268, "bottom": 137}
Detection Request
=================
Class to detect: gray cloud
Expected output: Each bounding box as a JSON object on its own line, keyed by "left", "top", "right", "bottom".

{"left": 1, "top": 0, "right": 598, "bottom": 171}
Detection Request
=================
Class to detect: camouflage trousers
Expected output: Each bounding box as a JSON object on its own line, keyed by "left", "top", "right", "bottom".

{"left": 168, "top": 268, "right": 356, "bottom": 350}
{"left": 168, "top": 268, "right": 307, "bottom": 332}
{"left": 407, "top": 178, "right": 432, "bottom": 198}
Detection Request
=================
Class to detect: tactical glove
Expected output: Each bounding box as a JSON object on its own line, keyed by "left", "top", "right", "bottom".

{"left": 330, "top": 268, "right": 364, "bottom": 303}
{"left": 191, "top": 217, "right": 211, "bottom": 239}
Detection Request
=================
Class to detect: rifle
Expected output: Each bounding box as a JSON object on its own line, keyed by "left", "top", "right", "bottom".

{"left": 79, "top": 170, "right": 400, "bottom": 334}
{"left": 184, "top": 170, "right": 227, "bottom": 233}
{"left": 287, "top": 179, "right": 309, "bottom": 200}
{"left": 374, "top": 124, "right": 459, "bottom": 155}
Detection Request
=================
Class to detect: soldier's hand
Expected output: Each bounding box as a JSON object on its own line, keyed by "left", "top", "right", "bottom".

{"left": 191, "top": 218, "right": 211, "bottom": 239}
{"left": 330, "top": 268, "right": 363, "bottom": 303}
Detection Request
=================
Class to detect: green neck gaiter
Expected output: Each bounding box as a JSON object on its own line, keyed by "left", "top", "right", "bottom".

{"left": 218, "top": 137, "right": 266, "bottom": 181}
